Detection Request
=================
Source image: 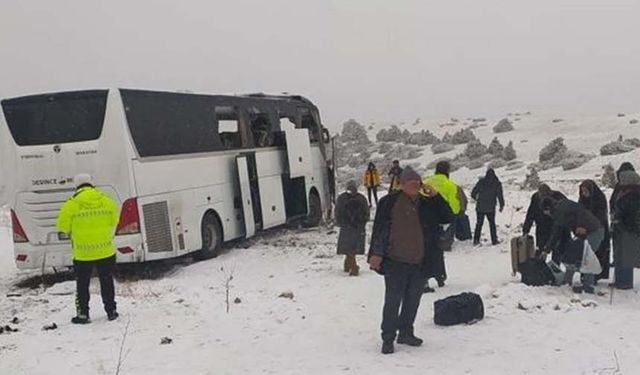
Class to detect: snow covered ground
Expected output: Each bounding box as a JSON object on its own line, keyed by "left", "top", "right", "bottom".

{"left": 1, "top": 114, "right": 640, "bottom": 374}
{"left": 1, "top": 196, "right": 640, "bottom": 374}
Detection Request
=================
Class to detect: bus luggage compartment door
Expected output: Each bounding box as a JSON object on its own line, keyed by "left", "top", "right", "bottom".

{"left": 283, "top": 127, "right": 312, "bottom": 178}
{"left": 236, "top": 155, "right": 256, "bottom": 238}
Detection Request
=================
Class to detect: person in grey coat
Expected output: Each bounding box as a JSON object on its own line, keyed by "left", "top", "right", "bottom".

{"left": 335, "top": 180, "right": 370, "bottom": 276}
{"left": 471, "top": 168, "right": 505, "bottom": 246}
{"left": 611, "top": 166, "right": 640, "bottom": 290}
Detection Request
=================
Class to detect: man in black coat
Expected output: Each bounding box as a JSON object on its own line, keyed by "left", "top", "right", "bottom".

{"left": 471, "top": 169, "right": 505, "bottom": 245}
{"left": 368, "top": 167, "right": 452, "bottom": 355}
{"left": 523, "top": 184, "right": 567, "bottom": 258}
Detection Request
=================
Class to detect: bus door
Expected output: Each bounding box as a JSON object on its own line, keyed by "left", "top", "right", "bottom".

{"left": 236, "top": 155, "right": 256, "bottom": 238}
{"left": 281, "top": 119, "right": 312, "bottom": 178}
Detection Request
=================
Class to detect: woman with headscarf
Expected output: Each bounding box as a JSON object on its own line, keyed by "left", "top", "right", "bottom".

{"left": 471, "top": 168, "right": 505, "bottom": 246}
{"left": 335, "top": 180, "right": 370, "bottom": 276}
{"left": 610, "top": 163, "right": 640, "bottom": 289}
{"left": 578, "top": 180, "right": 610, "bottom": 280}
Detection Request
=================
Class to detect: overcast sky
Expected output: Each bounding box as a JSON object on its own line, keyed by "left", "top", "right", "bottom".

{"left": 2, "top": 0, "right": 639, "bottom": 128}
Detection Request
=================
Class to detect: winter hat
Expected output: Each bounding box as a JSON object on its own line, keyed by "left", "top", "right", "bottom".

{"left": 618, "top": 170, "right": 640, "bottom": 186}
{"left": 435, "top": 161, "right": 451, "bottom": 177}
{"left": 346, "top": 180, "right": 358, "bottom": 193}
{"left": 74, "top": 173, "right": 94, "bottom": 188}
{"left": 399, "top": 167, "right": 421, "bottom": 184}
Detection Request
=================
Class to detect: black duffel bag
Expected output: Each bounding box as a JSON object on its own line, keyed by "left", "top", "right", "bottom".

{"left": 434, "top": 292, "right": 484, "bottom": 326}
{"left": 519, "top": 258, "right": 555, "bottom": 286}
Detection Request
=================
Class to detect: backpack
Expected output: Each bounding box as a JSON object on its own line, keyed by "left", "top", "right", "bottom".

{"left": 519, "top": 258, "right": 555, "bottom": 286}
{"left": 434, "top": 292, "right": 484, "bottom": 326}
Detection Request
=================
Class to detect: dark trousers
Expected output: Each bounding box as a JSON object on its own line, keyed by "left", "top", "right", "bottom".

{"left": 474, "top": 211, "right": 498, "bottom": 244}
{"left": 74, "top": 255, "right": 117, "bottom": 316}
{"left": 367, "top": 187, "right": 379, "bottom": 206}
{"left": 381, "top": 259, "right": 424, "bottom": 341}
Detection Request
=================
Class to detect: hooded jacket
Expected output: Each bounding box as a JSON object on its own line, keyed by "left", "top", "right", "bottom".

{"left": 422, "top": 173, "right": 461, "bottom": 215}
{"left": 471, "top": 169, "right": 505, "bottom": 213}
{"left": 56, "top": 186, "right": 119, "bottom": 261}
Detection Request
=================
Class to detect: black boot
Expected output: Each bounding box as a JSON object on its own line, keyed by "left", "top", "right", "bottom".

{"left": 381, "top": 340, "right": 395, "bottom": 354}
{"left": 397, "top": 334, "right": 423, "bottom": 347}
{"left": 107, "top": 310, "right": 119, "bottom": 321}
{"left": 71, "top": 313, "right": 90, "bottom": 325}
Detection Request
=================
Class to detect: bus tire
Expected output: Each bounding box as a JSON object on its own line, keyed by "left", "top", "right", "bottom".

{"left": 304, "top": 192, "right": 322, "bottom": 228}
{"left": 195, "top": 213, "right": 223, "bottom": 260}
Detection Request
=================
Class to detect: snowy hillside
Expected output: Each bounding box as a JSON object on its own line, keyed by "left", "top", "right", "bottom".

{"left": 1, "top": 114, "right": 640, "bottom": 374}
{"left": 335, "top": 112, "right": 640, "bottom": 189}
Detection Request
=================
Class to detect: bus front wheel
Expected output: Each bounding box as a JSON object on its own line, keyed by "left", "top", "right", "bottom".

{"left": 304, "top": 193, "right": 322, "bottom": 228}
{"left": 196, "top": 213, "right": 222, "bottom": 260}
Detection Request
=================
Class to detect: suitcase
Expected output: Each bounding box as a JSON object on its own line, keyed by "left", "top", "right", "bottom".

{"left": 510, "top": 235, "right": 535, "bottom": 275}
{"left": 434, "top": 292, "right": 484, "bottom": 326}
{"left": 455, "top": 214, "right": 472, "bottom": 241}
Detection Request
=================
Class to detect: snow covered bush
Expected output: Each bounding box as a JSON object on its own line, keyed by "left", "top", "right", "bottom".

{"left": 341, "top": 119, "right": 371, "bottom": 144}
{"left": 493, "top": 118, "right": 514, "bottom": 133}
{"left": 503, "top": 141, "right": 517, "bottom": 161}
{"left": 630, "top": 119, "right": 639, "bottom": 125}
{"left": 431, "top": 142, "right": 455, "bottom": 154}
{"left": 450, "top": 128, "right": 477, "bottom": 145}
{"left": 602, "top": 164, "right": 617, "bottom": 189}
{"left": 623, "top": 137, "right": 640, "bottom": 148}
{"left": 539, "top": 137, "right": 568, "bottom": 163}
{"left": 522, "top": 167, "right": 542, "bottom": 190}
{"left": 376, "top": 125, "right": 403, "bottom": 142}
{"left": 463, "top": 139, "right": 488, "bottom": 159}
{"left": 561, "top": 151, "right": 594, "bottom": 171}
{"left": 442, "top": 132, "right": 453, "bottom": 144}
{"left": 487, "top": 137, "right": 504, "bottom": 156}
{"left": 406, "top": 130, "right": 439, "bottom": 146}
{"left": 600, "top": 140, "right": 636, "bottom": 156}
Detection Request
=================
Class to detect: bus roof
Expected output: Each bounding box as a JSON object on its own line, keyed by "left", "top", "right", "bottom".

{"left": 1, "top": 89, "right": 318, "bottom": 110}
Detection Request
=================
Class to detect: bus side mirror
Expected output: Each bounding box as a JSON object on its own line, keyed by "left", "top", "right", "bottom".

{"left": 322, "top": 128, "right": 330, "bottom": 144}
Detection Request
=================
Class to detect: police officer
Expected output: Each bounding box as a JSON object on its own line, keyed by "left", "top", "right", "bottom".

{"left": 56, "top": 174, "right": 120, "bottom": 324}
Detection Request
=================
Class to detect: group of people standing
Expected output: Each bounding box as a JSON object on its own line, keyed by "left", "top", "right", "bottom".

{"left": 334, "top": 159, "right": 640, "bottom": 355}
{"left": 524, "top": 162, "right": 640, "bottom": 293}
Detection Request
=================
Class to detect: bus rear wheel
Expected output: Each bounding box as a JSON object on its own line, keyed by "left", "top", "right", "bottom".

{"left": 304, "top": 193, "right": 322, "bottom": 228}
{"left": 195, "top": 213, "right": 222, "bottom": 260}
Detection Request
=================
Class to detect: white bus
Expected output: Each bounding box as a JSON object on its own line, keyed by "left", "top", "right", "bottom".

{"left": 0, "top": 89, "right": 335, "bottom": 270}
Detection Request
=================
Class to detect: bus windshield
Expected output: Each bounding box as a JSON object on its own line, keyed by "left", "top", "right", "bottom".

{"left": 1, "top": 90, "right": 108, "bottom": 146}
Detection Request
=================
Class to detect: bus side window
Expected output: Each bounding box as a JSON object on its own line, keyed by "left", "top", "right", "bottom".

{"left": 299, "top": 107, "right": 320, "bottom": 143}
{"left": 248, "top": 109, "right": 275, "bottom": 148}
{"left": 216, "top": 106, "right": 242, "bottom": 149}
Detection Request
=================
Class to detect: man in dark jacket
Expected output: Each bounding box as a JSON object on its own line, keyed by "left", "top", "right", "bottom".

{"left": 578, "top": 180, "right": 610, "bottom": 280}
{"left": 387, "top": 160, "right": 403, "bottom": 193}
{"left": 541, "top": 196, "right": 604, "bottom": 294}
{"left": 523, "top": 184, "right": 567, "bottom": 257}
{"left": 471, "top": 168, "right": 505, "bottom": 246}
{"left": 368, "top": 167, "right": 452, "bottom": 355}
{"left": 335, "top": 180, "right": 370, "bottom": 276}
